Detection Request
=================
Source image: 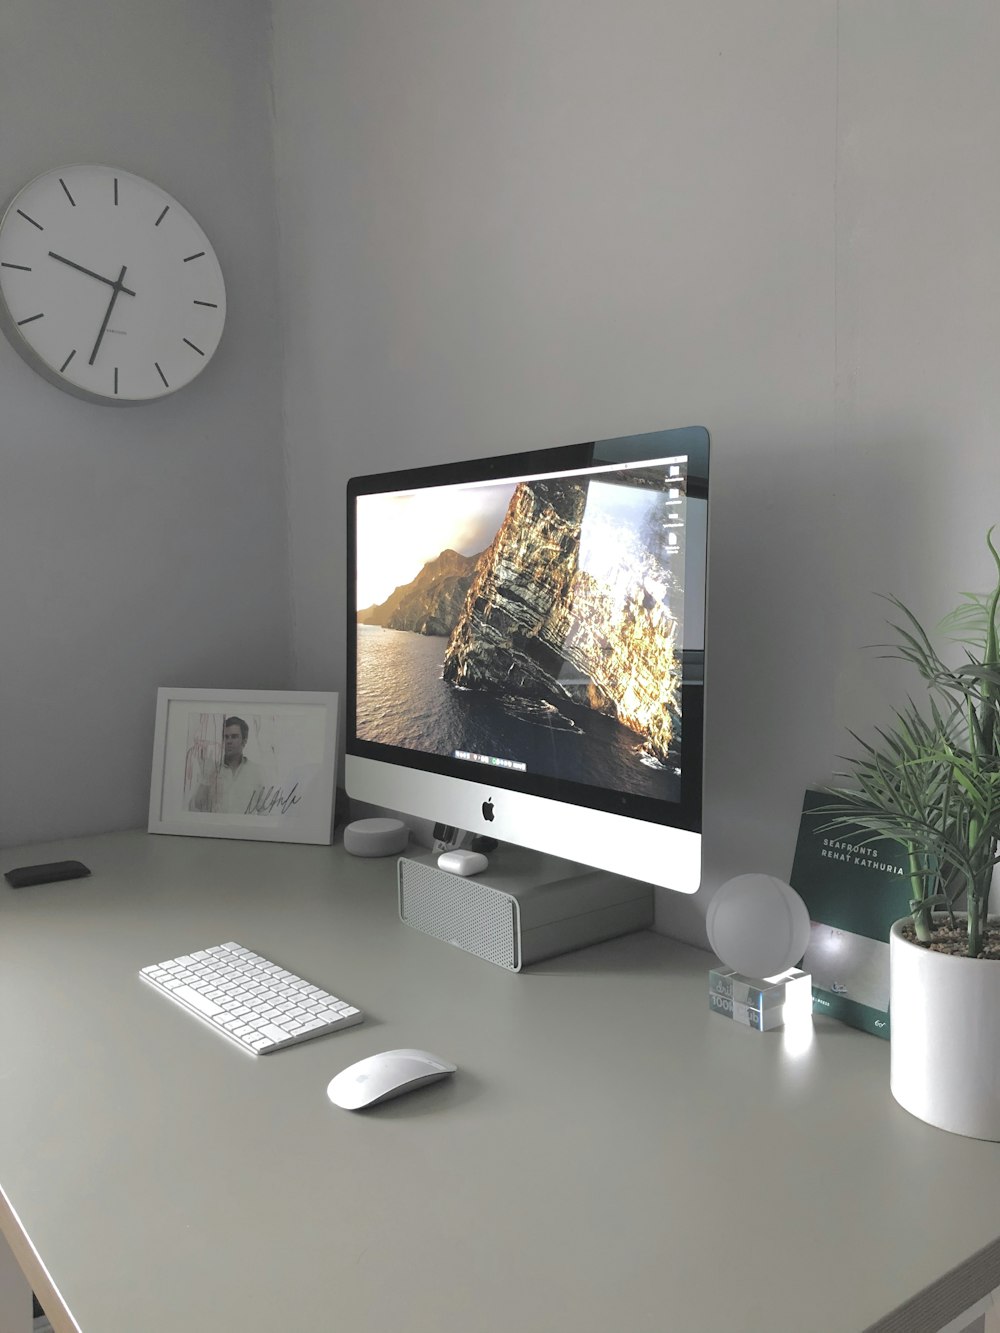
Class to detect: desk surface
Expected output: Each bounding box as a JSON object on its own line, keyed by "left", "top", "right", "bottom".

{"left": 1, "top": 830, "right": 999, "bottom": 1333}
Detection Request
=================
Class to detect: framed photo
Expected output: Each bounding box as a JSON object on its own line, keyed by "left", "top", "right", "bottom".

{"left": 148, "top": 688, "right": 340, "bottom": 844}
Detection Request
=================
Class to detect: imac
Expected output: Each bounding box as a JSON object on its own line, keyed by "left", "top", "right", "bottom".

{"left": 345, "top": 425, "right": 708, "bottom": 896}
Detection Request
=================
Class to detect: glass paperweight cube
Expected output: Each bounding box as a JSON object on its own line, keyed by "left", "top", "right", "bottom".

{"left": 708, "top": 966, "right": 812, "bottom": 1032}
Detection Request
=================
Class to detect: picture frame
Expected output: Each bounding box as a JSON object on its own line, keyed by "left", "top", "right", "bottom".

{"left": 148, "top": 688, "right": 340, "bottom": 844}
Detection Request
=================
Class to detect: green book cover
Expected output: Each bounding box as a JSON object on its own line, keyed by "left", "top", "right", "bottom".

{"left": 788, "top": 788, "right": 914, "bottom": 1039}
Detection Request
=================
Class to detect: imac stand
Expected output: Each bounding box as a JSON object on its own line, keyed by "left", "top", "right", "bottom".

{"left": 397, "top": 840, "right": 653, "bottom": 971}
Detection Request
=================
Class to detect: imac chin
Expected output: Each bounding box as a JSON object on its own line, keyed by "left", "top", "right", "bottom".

{"left": 346, "top": 425, "right": 709, "bottom": 901}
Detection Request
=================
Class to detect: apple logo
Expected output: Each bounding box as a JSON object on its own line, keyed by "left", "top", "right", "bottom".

{"left": 481, "top": 798, "right": 495, "bottom": 822}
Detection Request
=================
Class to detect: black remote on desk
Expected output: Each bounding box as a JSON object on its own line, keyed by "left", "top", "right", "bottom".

{"left": 4, "top": 860, "right": 91, "bottom": 888}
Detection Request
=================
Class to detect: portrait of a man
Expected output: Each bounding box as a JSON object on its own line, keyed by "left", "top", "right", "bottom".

{"left": 187, "top": 714, "right": 271, "bottom": 815}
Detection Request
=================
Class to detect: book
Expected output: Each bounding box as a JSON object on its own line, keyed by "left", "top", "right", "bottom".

{"left": 788, "top": 787, "right": 914, "bottom": 1039}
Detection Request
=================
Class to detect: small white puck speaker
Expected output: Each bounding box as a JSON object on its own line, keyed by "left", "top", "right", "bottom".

{"left": 343, "top": 817, "right": 410, "bottom": 858}
{"left": 706, "top": 874, "right": 811, "bottom": 978}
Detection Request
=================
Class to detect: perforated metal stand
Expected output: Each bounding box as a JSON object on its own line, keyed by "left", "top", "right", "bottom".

{"left": 397, "top": 845, "right": 653, "bottom": 970}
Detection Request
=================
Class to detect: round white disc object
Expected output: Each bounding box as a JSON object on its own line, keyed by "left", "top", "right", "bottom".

{"left": 706, "top": 874, "right": 811, "bottom": 978}
{"left": 343, "top": 817, "right": 409, "bottom": 857}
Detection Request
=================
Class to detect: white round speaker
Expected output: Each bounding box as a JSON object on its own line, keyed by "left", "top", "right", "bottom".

{"left": 706, "top": 873, "right": 811, "bottom": 978}
{"left": 343, "top": 817, "right": 409, "bottom": 858}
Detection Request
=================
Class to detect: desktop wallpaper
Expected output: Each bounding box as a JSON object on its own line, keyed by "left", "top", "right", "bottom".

{"left": 355, "top": 463, "right": 688, "bottom": 802}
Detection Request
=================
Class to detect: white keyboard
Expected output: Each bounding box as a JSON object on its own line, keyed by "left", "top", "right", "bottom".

{"left": 140, "top": 942, "right": 363, "bottom": 1054}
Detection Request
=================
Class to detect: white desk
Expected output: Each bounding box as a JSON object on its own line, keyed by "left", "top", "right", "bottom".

{"left": 1, "top": 830, "right": 999, "bottom": 1333}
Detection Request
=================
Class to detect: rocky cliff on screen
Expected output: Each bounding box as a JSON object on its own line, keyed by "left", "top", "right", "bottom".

{"left": 442, "top": 478, "right": 680, "bottom": 764}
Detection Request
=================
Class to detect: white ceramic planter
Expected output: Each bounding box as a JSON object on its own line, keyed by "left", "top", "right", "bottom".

{"left": 890, "top": 918, "right": 1000, "bottom": 1140}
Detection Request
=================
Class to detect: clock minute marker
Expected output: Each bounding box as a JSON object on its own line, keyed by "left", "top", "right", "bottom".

{"left": 114, "top": 367, "right": 119, "bottom": 396}
{"left": 17, "top": 209, "right": 43, "bottom": 231}
{"left": 183, "top": 251, "right": 205, "bottom": 262}
{"left": 193, "top": 300, "right": 218, "bottom": 308}
{"left": 1, "top": 262, "right": 31, "bottom": 271}
{"left": 60, "top": 350, "right": 77, "bottom": 373}
{"left": 155, "top": 362, "right": 169, "bottom": 388}
{"left": 183, "top": 338, "right": 205, "bottom": 356}
{"left": 113, "top": 177, "right": 119, "bottom": 206}
{"left": 155, "top": 205, "right": 169, "bottom": 227}
{"left": 17, "top": 313, "right": 44, "bottom": 326}
{"left": 59, "top": 178, "right": 76, "bottom": 206}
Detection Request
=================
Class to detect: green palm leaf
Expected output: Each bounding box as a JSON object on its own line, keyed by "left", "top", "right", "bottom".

{"left": 820, "top": 531, "right": 1000, "bottom": 954}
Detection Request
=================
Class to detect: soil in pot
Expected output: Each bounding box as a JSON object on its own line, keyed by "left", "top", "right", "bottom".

{"left": 899, "top": 921, "right": 1000, "bottom": 959}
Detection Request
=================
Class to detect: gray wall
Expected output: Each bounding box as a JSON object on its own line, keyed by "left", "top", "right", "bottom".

{"left": 7, "top": 3, "right": 1000, "bottom": 947}
{"left": 0, "top": 1, "right": 290, "bottom": 846}
{"left": 270, "top": 1, "right": 1000, "bottom": 943}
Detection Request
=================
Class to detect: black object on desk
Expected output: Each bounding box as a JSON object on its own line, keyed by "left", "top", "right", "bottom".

{"left": 5, "top": 860, "right": 91, "bottom": 888}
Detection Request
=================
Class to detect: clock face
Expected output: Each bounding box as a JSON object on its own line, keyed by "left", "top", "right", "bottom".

{"left": 0, "top": 164, "right": 226, "bottom": 403}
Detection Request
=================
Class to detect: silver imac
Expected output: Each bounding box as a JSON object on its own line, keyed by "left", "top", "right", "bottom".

{"left": 345, "top": 425, "right": 708, "bottom": 894}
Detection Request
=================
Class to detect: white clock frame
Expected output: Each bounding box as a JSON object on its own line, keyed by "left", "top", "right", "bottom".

{"left": 0, "top": 164, "right": 226, "bottom": 404}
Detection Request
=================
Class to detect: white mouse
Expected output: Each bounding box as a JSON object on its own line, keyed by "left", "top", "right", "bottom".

{"left": 326, "top": 1048, "right": 457, "bottom": 1110}
{"left": 437, "top": 848, "right": 489, "bottom": 876}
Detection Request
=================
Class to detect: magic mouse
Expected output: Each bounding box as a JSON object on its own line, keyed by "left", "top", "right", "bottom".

{"left": 326, "top": 1048, "right": 457, "bottom": 1110}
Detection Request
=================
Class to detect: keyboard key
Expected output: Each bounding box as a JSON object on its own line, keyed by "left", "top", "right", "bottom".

{"left": 174, "top": 985, "right": 223, "bottom": 1017}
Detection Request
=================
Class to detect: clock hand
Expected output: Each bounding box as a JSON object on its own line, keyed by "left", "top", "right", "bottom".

{"left": 48, "top": 251, "right": 137, "bottom": 298}
{"left": 88, "top": 265, "right": 130, "bottom": 366}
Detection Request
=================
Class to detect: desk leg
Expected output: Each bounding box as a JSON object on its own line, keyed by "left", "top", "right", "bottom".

{"left": 0, "top": 1221, "right": 31, "bottom": 1332}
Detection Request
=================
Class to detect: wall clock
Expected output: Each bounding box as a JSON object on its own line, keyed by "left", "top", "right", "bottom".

{"left": 0, "top": 164, "right": 226, "bottom": 404}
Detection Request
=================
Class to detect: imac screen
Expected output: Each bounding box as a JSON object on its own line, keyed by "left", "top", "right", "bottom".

{"left": 347, "top": 427, "right": 707, "bottom": 846}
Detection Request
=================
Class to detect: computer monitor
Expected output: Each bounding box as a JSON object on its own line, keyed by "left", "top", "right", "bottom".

{"left": 345, "top": 425, "right": 709, "bottom": 893}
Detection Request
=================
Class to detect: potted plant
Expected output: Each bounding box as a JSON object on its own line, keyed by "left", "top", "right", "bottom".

{"left": 817, "top": 530, "right": 1000, "bottom": 1138}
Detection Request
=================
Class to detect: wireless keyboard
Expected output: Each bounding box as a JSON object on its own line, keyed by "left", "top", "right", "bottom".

{"left": 140, "top": 942, "right": 363, "bottom": 1054}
